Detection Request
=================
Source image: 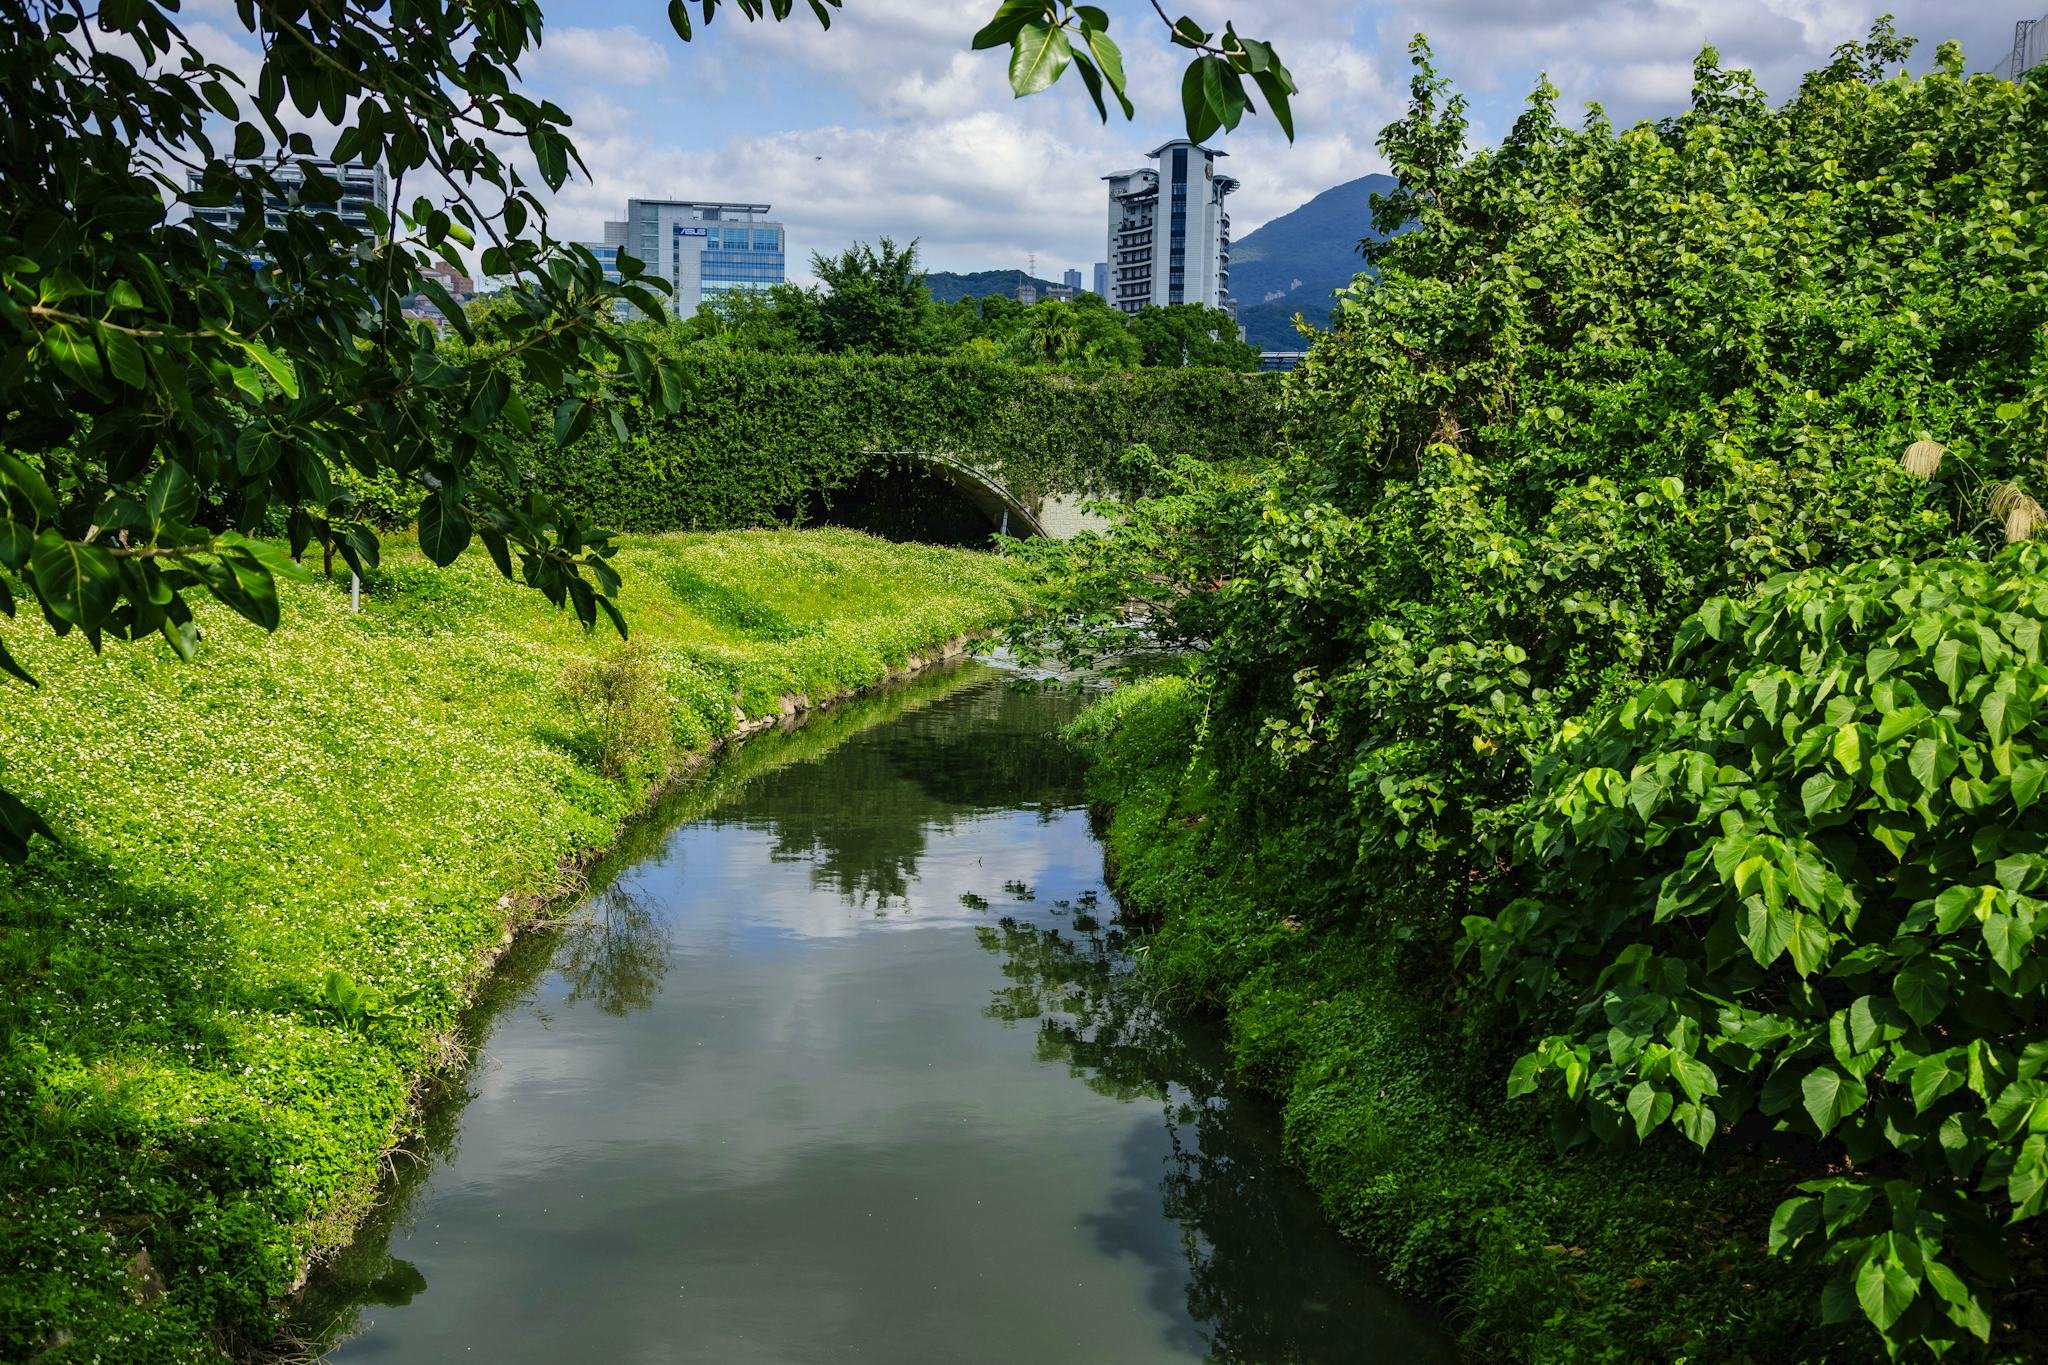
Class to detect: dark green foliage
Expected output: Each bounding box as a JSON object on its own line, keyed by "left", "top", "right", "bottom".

{"left": 1030, "top": 25, "right": 2048, "bottom": 1361}
{"left": 1128, "top": 303, "right": 1262, "bottom": 371}
{"left": 1471, "top": 550, "right": 2048, "bottom": 1355}
{"left": 681, "top": 236, "right": 1244, "bottom": 369}
{"left": 923, "top": 270, "right": 1065, "bottom": 305}
{"left": 809, "top": 237, "right": 934, "bottom": 355}
{"left": 1071, "top": 678, "right": 1853, "bottom": 1362}
{"left": 485, "top": 351, "right": 1280, "bottom": 535}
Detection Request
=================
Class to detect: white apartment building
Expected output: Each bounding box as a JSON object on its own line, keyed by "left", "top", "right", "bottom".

{"left": 582, "top": 199, "right": 786, "bottom": 317}
{"left": 1102, "top": 140, "right": 1236, "bottom": 315}
{"left": 186, "top": 159, "right": 389, "bottom": 238}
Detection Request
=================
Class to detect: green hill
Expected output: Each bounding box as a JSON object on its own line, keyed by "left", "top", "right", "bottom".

{"left": 924, "top": 269, "right": 1067, "bottom": 304}
{"left": 1228, "top": 173, "right": 1397, "bottom": 350}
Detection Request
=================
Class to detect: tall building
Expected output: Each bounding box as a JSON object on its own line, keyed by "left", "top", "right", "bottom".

{"left": 583, "top": 199, "right": 785, "bottom": 317}
{"left": 186, "top": 159, "right": 389, "bottom": 237}
{"left": 1063, "top": 267, "right": 1083, "bottom": 291}
{"left": 1091, "top": 262, "right": 1107, "bottom": 297}
{"left": 1102, "top": 140, "right": 1236, "bottom": 316}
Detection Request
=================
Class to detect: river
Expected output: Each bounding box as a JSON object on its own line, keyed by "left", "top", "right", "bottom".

{"left": 296, "top": 663, "right": 1452, "bottom": 1363}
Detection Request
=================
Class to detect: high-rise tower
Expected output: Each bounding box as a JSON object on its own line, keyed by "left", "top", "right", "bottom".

{"left": 1101, "top": 140, "right": 1236, "bottom": 315}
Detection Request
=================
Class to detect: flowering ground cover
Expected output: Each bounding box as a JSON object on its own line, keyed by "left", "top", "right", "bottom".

{"left": 0, "top": 528, "right": 1027, "bottom": 1363}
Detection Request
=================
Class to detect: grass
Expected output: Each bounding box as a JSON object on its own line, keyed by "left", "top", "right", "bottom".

{"left": 1068, "top": 675, "right": 1869, "bottom": 1365}
{"left": 0, "top": 528, "right": 1028, "bottom": 1363}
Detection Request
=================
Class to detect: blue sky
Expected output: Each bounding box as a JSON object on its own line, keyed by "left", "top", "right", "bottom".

{"left": 179, "top": 0, "right": 2029, "bottom": 284}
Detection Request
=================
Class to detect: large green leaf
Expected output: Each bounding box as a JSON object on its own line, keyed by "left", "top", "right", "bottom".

{"left": 1802, "top": 1066, "right": 1867, "bottom": 1136}
{"left": 1740, "top": 894, "right": 1795, "bottom": 967}
{"left": 970, "top": 0, "right": 1046, "bottom": 50}
{"left": 1854, "top": 1253, "right": 1918, "bottom": 1333}
{"left": 1894, "top": 959, "right": 1948, "bottom": 1028}
{"left": 1081, "top": 27, "right": 1133, "bottom": 118}
{"left": 1007, "top": 21, "right": 1072, "bottom": 97}
{"left": 1181, "top": 56, "right": 1223, "bottom": 143}
{"left": 2012, "top": 1134, "right": 2048, "bottom": 1218}
{"left": 1626, "top": 1080, "right": 1673, "bottom": 1139}
{"left": 1983, "top": 911, "right": 2034, "bottom": 975}
{"left": 144, "top": 462, "right": 198, "bottom": 540}
{"left": 417, "top": 494, "right": 473, "bottom": 566}
{"left": 28, "top": 530, "right": 119, "bottom": 632}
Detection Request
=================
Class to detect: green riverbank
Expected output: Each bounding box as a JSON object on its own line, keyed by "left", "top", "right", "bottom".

{"left": 1068, "top": 676, "right": 1864, "bottom": 1364}
{"left": 0, "top": 529, "right": 1027, "bottom": 1363}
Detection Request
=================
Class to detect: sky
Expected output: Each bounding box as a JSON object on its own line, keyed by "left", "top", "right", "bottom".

{"left": 175, "top": 0, "right": 2032, "bottom": 285}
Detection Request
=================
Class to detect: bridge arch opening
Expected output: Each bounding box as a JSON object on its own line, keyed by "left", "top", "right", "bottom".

{"left": 795, "top": 453, "right": 1044, "bottom": 548}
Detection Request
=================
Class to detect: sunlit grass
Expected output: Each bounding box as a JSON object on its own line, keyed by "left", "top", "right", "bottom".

{"left": 0, "top": 528, "right": 1026, "bottom": 1363}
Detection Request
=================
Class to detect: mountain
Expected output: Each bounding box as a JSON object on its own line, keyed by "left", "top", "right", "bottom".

{"left": 1228, "top": 173, "right": 1397, "bottom": 351}
{"left": 924, "top": 270, "right": 1067, "bottom": 304}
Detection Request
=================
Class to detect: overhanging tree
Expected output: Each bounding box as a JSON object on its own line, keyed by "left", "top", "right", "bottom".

{"left": 0, "top": 0, "right": 1297, "bottom": 859}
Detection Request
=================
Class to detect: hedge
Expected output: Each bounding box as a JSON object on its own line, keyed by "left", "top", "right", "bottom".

{"left": 483, "top": 353, "right": 1281, "bottom": 534}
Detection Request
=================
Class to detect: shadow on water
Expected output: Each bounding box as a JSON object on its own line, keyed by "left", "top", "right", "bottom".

{"left": 289, "top": 664, "right": 1450, "bottom": 1363}
{"left": 974, "top": 907, "right": 1454, "bottom": 1363}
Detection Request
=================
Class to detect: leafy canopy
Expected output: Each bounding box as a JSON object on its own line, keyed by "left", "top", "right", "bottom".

{"left": 1010, "top": 20, "right": 2048, "bottom": 1358}
{"left": 0, "top": 0, "right": 1294, "bottom": 859}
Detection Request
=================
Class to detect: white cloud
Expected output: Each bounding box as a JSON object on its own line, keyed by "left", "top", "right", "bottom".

{"left": 125, "top": 1, "right": 2034, "bottom": 293}
{"left": 540, "top": 25, "right": 672, "bottom": 87}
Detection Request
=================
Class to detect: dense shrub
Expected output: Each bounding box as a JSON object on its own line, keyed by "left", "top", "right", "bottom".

{"left": 559, "top": 641, "right": 674, "bottom": 778}
{"left": 1027, "top": 25, "right": 2048, "bottom": 1359}
{"left": 1468, "top": 550, "right": 2048, "bottom": 1352}
{"left": 459, "top": 350, "right": 1280, "bottom": 534}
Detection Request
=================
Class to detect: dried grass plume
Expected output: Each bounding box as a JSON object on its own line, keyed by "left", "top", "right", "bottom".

{"left": 1990, "top": 482, "right": 2047, "bottom": 543}
{"left": 1900, "top": 439, "right": 1945, "bottom": 479}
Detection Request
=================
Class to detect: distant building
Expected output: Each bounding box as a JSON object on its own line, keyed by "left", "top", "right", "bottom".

{"left": 1015, "top": 276, "right": 1038, "bottom": 305}
{"left": 402, "top": 261, "right": 478, "bottom": 329}
{"left": 1063, "top": 267, "right": 1082, "bottom": 291}
{"left": 581, "top": 199, "right": 785, "bottom": 317}
{"left": 1258, "top": 351, "right": 1306, "bottom": 374}
{"left": 1043, "top": 284, "right": 1075, "bottom": 302}
{"left": 1091, "top": 262, "right": 1108, "bottom": 297}
{"left": 1103, "top": 140, "right": 1236, "bottom": 316}
{"left": 186, "top": 158, "right": 389, "bottom": 238}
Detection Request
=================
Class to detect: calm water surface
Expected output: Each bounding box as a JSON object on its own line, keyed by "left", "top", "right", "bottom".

{"left": 302, "top": 665, "right": 1451, "bottom": 1363}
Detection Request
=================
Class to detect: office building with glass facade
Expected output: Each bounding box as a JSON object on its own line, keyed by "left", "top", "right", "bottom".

{"left": 1101, "top": 140, "right": 1235, "bottom": 316}
{"left": 580, "top": 199, "right": 786, "bottom": 317}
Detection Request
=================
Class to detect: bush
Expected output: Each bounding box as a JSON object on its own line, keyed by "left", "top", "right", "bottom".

{"left": 1468, "top": 548, "right": 2048, "bottom": 1354}
{"left": 1028, "top": 24, "right": 2048, "bottom": 1361}
{"left": 559, "top": 641, "right": 675, "bottom": 779}
{"left": 478, "top": 350, "right": 1280, "bottom": 533}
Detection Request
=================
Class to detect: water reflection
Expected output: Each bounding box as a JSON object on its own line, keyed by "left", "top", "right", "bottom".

{"left": 715, "top": 678, "right": 1088, "bottom": 909}
{"left": 557, "top": 881, "right": 671, "bottom": 1017}
{"left": 976, "top": 907, "right": 1449, "bottom": 1363}
{"left": 292, "top": 667, "right": 1447, "bottom": 1363}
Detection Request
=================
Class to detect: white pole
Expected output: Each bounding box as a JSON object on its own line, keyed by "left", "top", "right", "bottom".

{"left": 350, "top": 571, "right": 360, "bottom": 614}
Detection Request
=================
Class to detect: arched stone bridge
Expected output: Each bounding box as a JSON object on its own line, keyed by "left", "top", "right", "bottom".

{"left": 882, "top": 450, "right": 1112, "bottom": 541}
